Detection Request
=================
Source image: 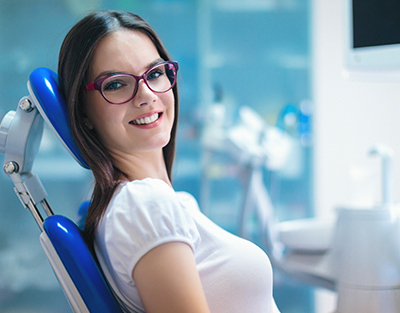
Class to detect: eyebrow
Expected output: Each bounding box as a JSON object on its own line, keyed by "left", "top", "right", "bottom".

{"left": 93, "top": 58, "right": 165, "bottom": 82}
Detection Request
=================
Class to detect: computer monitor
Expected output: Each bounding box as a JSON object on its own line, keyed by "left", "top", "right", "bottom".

{"left": 343, "top": 0, "right": 400, "bottom": 80}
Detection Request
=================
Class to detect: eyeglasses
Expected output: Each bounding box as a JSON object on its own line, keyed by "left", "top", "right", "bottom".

{"left": 85, "top": 61, "right": 179, "bottom": 104}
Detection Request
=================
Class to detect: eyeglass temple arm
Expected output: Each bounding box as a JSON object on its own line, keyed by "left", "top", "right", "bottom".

{"left": 85, "top": 82, "right": 95, "bottom": 91}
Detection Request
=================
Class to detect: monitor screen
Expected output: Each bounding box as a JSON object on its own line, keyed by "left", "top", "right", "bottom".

{"left": 352, "top": 0, "right": 400, "bottom": 49}
{"left": 344, "top": 0, "right": 400, "bottom": 79}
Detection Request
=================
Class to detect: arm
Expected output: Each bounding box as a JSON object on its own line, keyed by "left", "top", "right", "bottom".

{"left": 133, "top": 242, "right": 211, "bottom": 313}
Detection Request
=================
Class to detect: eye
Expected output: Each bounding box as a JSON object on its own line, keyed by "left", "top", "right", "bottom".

{"left": 103, "top": 81, "right": 125, "bottom": 91}
{"left": 146, "top": 67, "right": 166, "bottom": 81}
{"left": 103, "top": 77, "right": 128, "bottom": 92}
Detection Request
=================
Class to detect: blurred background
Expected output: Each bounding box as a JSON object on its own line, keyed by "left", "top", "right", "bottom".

{"left": 0, "top": 0, "right": 399, "bottom": 312}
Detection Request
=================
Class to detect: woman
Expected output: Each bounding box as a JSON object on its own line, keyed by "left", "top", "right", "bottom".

{"left": 58, "top": 10, "right": 280, "bottom": 313}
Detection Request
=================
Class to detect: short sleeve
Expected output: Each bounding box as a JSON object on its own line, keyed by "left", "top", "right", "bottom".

{"left": 98, "top": 178, "right": 201, "bottom": 285}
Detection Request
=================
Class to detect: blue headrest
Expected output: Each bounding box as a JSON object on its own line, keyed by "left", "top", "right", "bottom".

{"left": 28, "top": 68, "right": 89, "bottom": 169}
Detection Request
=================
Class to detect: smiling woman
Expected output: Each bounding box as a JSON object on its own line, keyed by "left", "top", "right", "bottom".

{"left": 83, "top": 30, "right": 176, "bottom": 177}
{"left": 58, "top": 10, "right": 280, "bottom": 313}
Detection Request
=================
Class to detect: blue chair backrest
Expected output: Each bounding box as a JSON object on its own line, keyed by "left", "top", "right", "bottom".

{"left": 43, "top": 215, "right": 122, "bottom": 313}
{"left": 29, "top": 68, "right": 122, "bottom": 312}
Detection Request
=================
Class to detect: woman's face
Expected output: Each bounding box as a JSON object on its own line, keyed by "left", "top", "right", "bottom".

{"left": 84, "top": 29, "right": 175, "bottom": 161}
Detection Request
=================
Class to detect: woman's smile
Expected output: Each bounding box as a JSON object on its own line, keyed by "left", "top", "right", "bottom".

{"left": 129, "top": 111, "right": 163, "bottom": 128}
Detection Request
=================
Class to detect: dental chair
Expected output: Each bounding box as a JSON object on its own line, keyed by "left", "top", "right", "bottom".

{"left": 0, "top": 68, "right": 122, "bottom": 313}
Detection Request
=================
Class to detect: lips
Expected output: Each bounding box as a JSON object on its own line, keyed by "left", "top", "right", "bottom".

{"left": 130, "top": 112, "right": 161, "bottom": 125}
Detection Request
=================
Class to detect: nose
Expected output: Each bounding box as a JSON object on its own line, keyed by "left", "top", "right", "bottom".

{"left": 132, "top": 78, "right": 156, "bottom": 106}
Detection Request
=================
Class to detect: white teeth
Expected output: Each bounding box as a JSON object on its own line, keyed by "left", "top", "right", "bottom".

{"left": 132, "top": 113, "right": 159, "bottom": 125}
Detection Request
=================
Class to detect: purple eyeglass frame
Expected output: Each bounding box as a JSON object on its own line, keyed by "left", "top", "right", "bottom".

{"left": 84, "top": 61, "right": 179, "bottom": 104}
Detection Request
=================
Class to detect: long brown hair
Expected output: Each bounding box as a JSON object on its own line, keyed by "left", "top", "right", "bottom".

{"left": 58, "top": 10, "right": 179, "bottom": 252}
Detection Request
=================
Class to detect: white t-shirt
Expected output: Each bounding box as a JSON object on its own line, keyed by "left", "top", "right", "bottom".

{"left": 95, "top": 178, "right": 280, "bottom": 313}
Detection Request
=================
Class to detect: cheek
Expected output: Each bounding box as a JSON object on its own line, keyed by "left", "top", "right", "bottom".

{"left": 86, "top": 108, "right": 124, "bottom": 150}
{"left": 85, "top": 94, "right": 115, "bottom": 128}
{"left": 164, "top": 92, "right": 175, "bottom": 120}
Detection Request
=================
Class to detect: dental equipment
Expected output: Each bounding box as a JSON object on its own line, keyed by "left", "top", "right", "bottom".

{"left": 263, "top": 142, "right": 400, "bottom": 312}
{"left": 202, "top": 104, "right": 400, "bottom": 312}
{"left": 0, "top": 68, "right": 122, "bottom": 312}
{"left": 369, "top": 144, "right": 394, "bottom": 207}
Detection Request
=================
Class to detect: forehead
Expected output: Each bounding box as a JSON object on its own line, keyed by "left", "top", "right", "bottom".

{"left": 89, "top": 29, "right": 160, "bottom": 79}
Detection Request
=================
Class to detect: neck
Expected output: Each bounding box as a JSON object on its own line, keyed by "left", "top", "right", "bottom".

{"left": 111, "top": 149, "right": 172, "bottom": 187}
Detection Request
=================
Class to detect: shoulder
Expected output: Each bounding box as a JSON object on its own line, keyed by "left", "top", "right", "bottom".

{"left": 117, "top": 177, "right": 176, "bottom": 202}
{"left": 109, "top": 178, "right": 177, "bottom": 215}
{"left": 176, "top": 191, "right": 201, "bottom": 212}
{"left": 100, "top": 178, "right": 199, "bottom": 245}
{"left": 96, "top": 178, "right": 201, "bottom": 280}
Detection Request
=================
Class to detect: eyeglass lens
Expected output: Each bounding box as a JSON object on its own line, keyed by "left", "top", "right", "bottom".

{"left": 101, "top": 62, "right": 176, "bottom": 104}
